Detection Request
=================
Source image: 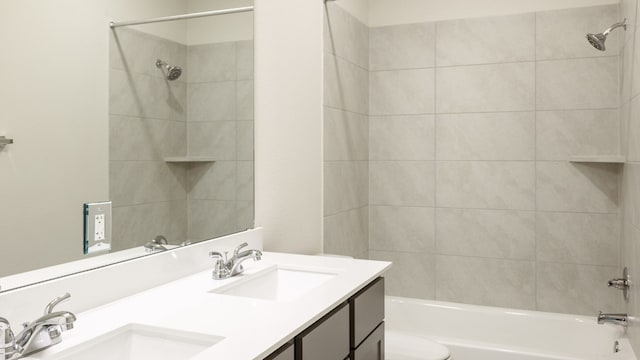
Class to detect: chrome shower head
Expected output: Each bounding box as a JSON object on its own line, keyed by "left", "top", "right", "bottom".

{"left": 156, "top": 59, "right": 182, "bottom": 81}
{"left": 586, "top": 19, "right": 627, "bottom": 52}
{"left": 586, "top": 32, "right": 607, "bottom": 51}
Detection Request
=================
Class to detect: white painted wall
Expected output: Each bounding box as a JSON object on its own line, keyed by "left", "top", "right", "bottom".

{"left": 187, "top": 0, "right": 254, "bottom": 45}
{"left": 368, "top": 0, "right": 619, "bottom": 27}
{"left": 254, "top": 0, "right": 324, "bottom": 254}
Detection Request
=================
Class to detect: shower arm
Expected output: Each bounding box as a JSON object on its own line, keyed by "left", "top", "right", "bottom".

{"left": 603, "top": 19, "right": 627, "bottom": 36}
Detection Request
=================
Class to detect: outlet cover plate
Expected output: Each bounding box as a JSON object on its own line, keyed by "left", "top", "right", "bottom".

{"left": 84, "top": 201, "right": 112, "bottom": 255}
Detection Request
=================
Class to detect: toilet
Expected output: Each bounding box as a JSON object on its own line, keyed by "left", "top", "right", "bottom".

{"left": 386, "top": 330, "right": 452, "bottom": 360}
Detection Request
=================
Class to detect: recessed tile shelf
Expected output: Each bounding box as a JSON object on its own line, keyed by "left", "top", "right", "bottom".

{"left": 164, "top": 157, "right": 217, "bottom": 163}
{"left": 569, "top": 155, "right": 625, "bottom": 164}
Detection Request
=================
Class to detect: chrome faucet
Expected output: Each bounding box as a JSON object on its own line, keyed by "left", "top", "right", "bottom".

{"left": 597, "top": 312, "right": 628, "bottom": 327}
{"left": 2, "top": 293, "right": 77, "bottom": 359}
{"left": 210, "top": 243, "right": 262, "bottom": 280}
{"left": 144, "top": 235, "right": 168, "bottom": 253}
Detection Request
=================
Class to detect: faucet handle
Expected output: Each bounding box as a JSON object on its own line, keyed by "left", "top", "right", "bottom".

{"left": 44, "top": 293, "right": 71, "bottom": 315}
{"left": 233, "top": 242, "right": 248, "bottom": 258}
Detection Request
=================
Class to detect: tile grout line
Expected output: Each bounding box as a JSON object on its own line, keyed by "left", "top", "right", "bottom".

{"left": 533, "top": 12, "right": 539, "bottom": 311}
{"left": 433, "top": 22, "right": 439, "bottom": 300}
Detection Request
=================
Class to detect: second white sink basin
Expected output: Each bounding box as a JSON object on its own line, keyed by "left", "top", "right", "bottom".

{"left": 210, "top": 266, "right": 337, "bottom": 302}
{"left": 49, "top": 324, "right": 223, "bottom": 360}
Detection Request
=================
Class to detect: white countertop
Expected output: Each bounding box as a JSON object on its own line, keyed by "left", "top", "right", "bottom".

{"left": 24, "top": 252, "right": 391, "bottom": 360}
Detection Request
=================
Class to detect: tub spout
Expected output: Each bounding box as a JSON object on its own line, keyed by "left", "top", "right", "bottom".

{"left": 597, "top": 312, "right": 628, "bottom": 327}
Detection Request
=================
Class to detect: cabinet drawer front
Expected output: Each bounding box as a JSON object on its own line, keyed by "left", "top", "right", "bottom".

{"left": 351, "top": 277, "right": 385, "bottom": 347}
{"left": 352, "top": 322, "right": 384, "bottom": 360}
{"left": 265, "top": 342, "right": 294, "bottom": 360}
{"left": 297, "top": 303, "right": 350, "bottom": 360}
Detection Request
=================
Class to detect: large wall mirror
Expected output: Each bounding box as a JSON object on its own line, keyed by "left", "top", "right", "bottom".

{"left": 0, "top": 0, "right": 254, "bottom": 291}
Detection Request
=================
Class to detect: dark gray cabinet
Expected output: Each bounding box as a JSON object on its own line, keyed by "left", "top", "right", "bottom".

{"left": 352, "top": 323, "right": 384, "bottom": 360}
{"left": 295, "top": 303, "right": 350, "bottom": 360}
{"left": 265, "top": 342, "right": 294, "bottom": 360}
{"left": 263, "top": 277, "right": 384, "bottom": 360}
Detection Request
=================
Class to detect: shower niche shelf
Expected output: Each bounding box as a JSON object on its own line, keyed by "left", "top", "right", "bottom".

{"left": 164, "top": 156, "right": 216, "bottom": 163}
{"left": 569, "top": 155, "right": 625, "bottom": 164}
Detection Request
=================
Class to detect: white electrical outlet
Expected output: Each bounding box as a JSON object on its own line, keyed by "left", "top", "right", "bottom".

{"left": 84, "top": 201, "right": 112, "bottom": 255}
{"left": 95, "top": 214, "right": 105, "bottom": 241}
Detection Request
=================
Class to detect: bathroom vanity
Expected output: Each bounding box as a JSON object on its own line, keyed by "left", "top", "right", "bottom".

{"left": 1, "top": 230, "right": 390, "bottom": 360}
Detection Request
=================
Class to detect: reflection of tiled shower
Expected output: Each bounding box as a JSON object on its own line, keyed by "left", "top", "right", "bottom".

{"left": 109, "top": 28, "right": 254, "bottom": 250}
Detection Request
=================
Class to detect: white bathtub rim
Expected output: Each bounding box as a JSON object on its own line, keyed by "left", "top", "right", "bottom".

{"left": 386, "top": 296, "right": 621, "bottom": 327}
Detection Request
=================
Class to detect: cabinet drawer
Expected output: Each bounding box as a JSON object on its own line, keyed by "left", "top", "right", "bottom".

{"left": 352, "top": 322, "right": 384, "bottom": 360}
{"left": 350, "top": 277, "right": 385, "bottom": 348}
{"left": 296, "top": 303, "right": 350, "bottom": 360}
{"left": 265, "top": 341, "right": 294, "bottom": 360}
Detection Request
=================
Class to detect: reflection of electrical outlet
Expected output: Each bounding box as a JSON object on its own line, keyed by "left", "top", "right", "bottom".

{"left": 84, "top": 201, "right": 111, "bottom": 255}
{"left": 95, "top": 214, "right": 105, "bottom": 241}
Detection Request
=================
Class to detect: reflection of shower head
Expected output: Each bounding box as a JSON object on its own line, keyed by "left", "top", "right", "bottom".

{"left": 156, "top": 59, "right": 182, "bottom": 81}
{"left": 586, "top": 19, "right": 627, "bottom": 52}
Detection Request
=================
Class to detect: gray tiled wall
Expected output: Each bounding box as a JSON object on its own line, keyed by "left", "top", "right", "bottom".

{"left": 366, "top": 4, "right": 622, "bottom": 315}
{"left": 109, "top": 28, "right": 253, "bottom": 248}
{"left": 620, "top": 0, "right": 640, "bottom": 352}
{"left": 323, "top": 3, "right": 370, "bottom": 259}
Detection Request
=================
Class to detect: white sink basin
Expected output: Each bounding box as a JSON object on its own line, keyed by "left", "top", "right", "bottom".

{"left": 210, "top": 266, "right": 336, "bottom": 302}
{"left": 50, "top": 324, "right": 223, "bottom": 360}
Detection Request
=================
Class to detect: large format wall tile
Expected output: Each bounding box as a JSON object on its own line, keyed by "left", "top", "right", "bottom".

{"left": 628, "top": 95, "right": 640, "bottom": 161}
{"left": 110, "top": 28, "right": 186, "bottom": 80}
{"left": 370, "top": 115, "right": 434, "bottom": 160}
{"left": 324, "top": 207, "right": 369, "bottom": 259}
{"left": 110, "top": 115, "right": 186, "bottom": 161}
{"left": 436, "top": 62, "right": 535, "bottom": 113}
{"left": 536, "top": 57, "right": 618, "bottom": 110}
{"left": 436, "top": 256, "right": 536, "bottom": 309}
{"left": 237, "top": 121, "right": 254, "bottom": 161}
{"left": 536, "top": 110, "right": 620, "bottom": 160}
{"left": 536, "top": 162, "right": 618, "bottom": 213}
{"left": 324, "top": 161, "right": 369, "bottom": 215}
{"left": 370, "top": 161, "right": 435, "bottom": 206}
{"left": 188, "top": 199, "right": 239, "bottom": 241}
{"left": 112, "top": 200, "right": 187, "bottom": 250}
{"left": 536, "top": 5, "right": 620, "bottom": 60}
{"left": 436, "top": 13, "right": 534, "bottom": 66}
{"left": 370, "top": 22, "right": 435, "bottom": 70}
{"left": 187, "top": 42, "right": 236, "bottom": 82}
{"left": 324, "top": 107, "right": 369, "bottom": 161}
{"left": 370, "top": 251, "right": 436, "bottom": 298}
{"left": 187, "top": 82, "right": 236, "bottom": 122}
{"left": 237, "top": 80, "right": 254, "bottom": 120}
{"left": 236, "top": 40, "right": 254, "bottom": 80}
{"left": 370, "top": 69, "right": 435, "bottom": 115}
{"left": 436, "top": 112, "right": 534, "bottom": 160}
{"left": 110, "top": 69, "right": 186, "bottom": 121}
{"left": 237, "top": 161, "right": 254, "bottom": 202}
{"left": 324, "top": 1, "right": 369, "bottom": 69}
{"left": 187, "top": 121, "right": 237, "bottom": 159}
{"left": 325, "top": 53, "right": 369, "bottom": 114}
{"left": 110, "top": 161, "right": 187, "bottom": 207}
{"left": 187, "top": 161, "right": 236, "bottom": 201}
{"left": 435, "top": 208, "right": 535, "bottom": 260}
{"left": 436, "top": 161, "right": 535, "bottom": 210}
{"left": 370, "top": 206, "right": 435, "bottom": 252}
{"left": 537, "top": 212, "right": 619, "bottom": 266}
{"left": 537, "top": 262, "right": 620, "bottom": 315}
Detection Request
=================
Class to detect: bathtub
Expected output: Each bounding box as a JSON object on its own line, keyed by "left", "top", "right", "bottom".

{"left": 385, "top": 296, "right": 637, "bottom": 360}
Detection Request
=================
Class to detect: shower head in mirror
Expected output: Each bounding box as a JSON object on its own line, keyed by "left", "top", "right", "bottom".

{"left": 586, "top": 18, "right": 627, "bottom": 51}
{"left": 155, "top": 59, "right": 182, "bottom": 81}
